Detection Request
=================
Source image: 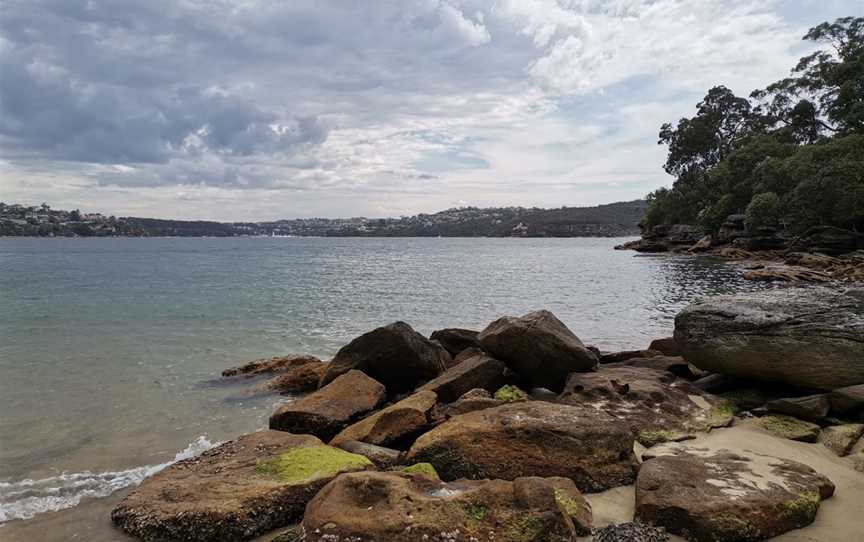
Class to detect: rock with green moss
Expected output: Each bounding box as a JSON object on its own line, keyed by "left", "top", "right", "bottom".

{"left": 302, "top": 471, "right": 588, "bottom": 542}
{"left": 400, "top": 462, "right": 440, "bottom": 480}
{"left": 112, "top": 431, "right": 373, "bottom": 542}
{"left": 758, "top": 415, "right": 821, "bottom": 442}
{"left": 818, "top": 423, "right": 864, "bottom": 456}
{"left": 636, "top": 450, "right": 834, "bottom": 542}
{"left": 494, "top": 384, "right": 529, "bottom": 402}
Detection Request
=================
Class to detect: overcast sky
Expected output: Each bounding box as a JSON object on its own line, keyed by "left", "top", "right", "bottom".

{"left": 0, "top": 1, "right": 858, "bottom": 220}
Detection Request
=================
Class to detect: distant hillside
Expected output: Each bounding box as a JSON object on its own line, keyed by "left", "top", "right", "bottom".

{"left": 2, "top": 200, "right": 647, "bottom": 238}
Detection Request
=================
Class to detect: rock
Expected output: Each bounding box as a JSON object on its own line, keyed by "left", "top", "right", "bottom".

{"left": 635, "top": 450, "right": 834, "bottom": 542}
{"left": 742, "top": 263, "right": 831, "bottom": 283}
{"left": 828, "top": 383, "right": 864, "bottom": 414}
{"left": 850, "top": 438, "right": 864, "bottom": 472}
{"left": 429, "top": 328, "right": 481, "bottom": 357}
{"left": 593, "top": 522, "right": 670, "bottom": 542}
{"left": 269, "top": 370, "right": 386, "bottom": 440}
{"left": 406, "top": 401, "right": 637, "bottom": 493}
{"left": 399, "top": 462, "right": 441, "bottom": 480}
{"left": 717, "top": 214, "right": 746, "bottom": 244}
{"left": 819, "top": 424, "right": 864, "bottom": 457}
{"left": 333, "top": 439, "right": 404, "bottom": 468}
{"left": 452, "top": 345, "right": 484, "bottom": 364}
{"left": 330, "top": 390, "right": 437, "bottom": 448}
{"left": 691, "top": 373, "right": 734, "bottom": 392}
{"left": 222, "top": 354, "right": 322, "bottom": 378}
{"left": 720, "top": 387, "right": 789, "bottom": 411}
{"left": 301, "top": 471, "right": 591, "bottom": 542}
{"left": 689, "top": 235, "right": 713, "bottom": 253}
{"left": 757, "top": 415, "right": 821, "bottom": 442}
{"left": 674, "top": 288, "right": 864, "bottom": 390}
{"left": 766, "top": 394, "right": 830, "bottom": 422}
{"left": 320, "top": 321, "right": 448, "bottom": 393}
{"left": 599, "top": 349, "right": 662, "bottom": 364}
{"left": 416, "top": 352, "right": 509, "bottom": 403}
{"left": 111, "top": 431, "right": 372, "bottom": 542}
{"left": 607, "top": 355, "right": 700, "bottom": 380}
{"left": 493, "top": 384, "right": 529, "bottom": 402}
{"left": 558, "top": 366, "right": 734, "bottom": 447}
{"left": 447, "top": 388, "right": 503, "bottom": 415}
{"left": 478, "top": 310, "right": 598, "bottom": 392}
{"left": 258, "top": 361, "right": 327, "bottom": 394}
{"left": 648, "top": 337, "right": 681, "bottom": 356}
{"left": 794, "top": 225, "right": 864, "bottom": 255}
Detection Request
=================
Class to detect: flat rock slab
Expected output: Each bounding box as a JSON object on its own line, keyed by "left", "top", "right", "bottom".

{"left": 269, "top": 370, "right": 386, "bottom": 441}
{"left": 757, "top": 415, "right": 822, "bottom": 442}
{"left": 478, "top": 309, "right": 598, "bottom": 392}
{"left": 302, "top": 471, "right": 592, "bottom": 542}
{"left": 111, "top": 431, "right": 373, "bottom": 542}
{"left": 674, "top": 287, "right": 864, "bottom": 390}
{"left": 417, "top": 352, "right": 509, "bottom": 403}
{"left": 636, "top": 449, "right": 835, "bottom": 542}
{"left": 429, "top": 327, "right": 481, "bottom": 357}
{"left": 330, "top": 390, "right": 437, "bottom": 448}
{"left": 406, "top": 401, "right": 637, "bottom": 493}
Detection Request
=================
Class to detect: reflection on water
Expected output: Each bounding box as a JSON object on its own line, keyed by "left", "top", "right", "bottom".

{"left": 0, "top": 237, "right": 768, "bottom": 538}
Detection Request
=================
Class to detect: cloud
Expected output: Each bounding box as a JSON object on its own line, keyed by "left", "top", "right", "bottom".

{"left": 0, "top": 0, "right": 858, "bottom": 218}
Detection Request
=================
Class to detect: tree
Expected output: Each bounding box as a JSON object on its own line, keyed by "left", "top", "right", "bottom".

{"left": 745, "top": 192, "right": 781, "bottom": 231}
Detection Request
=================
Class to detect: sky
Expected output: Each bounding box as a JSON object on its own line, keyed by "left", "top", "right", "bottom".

{"left": 0, "top": 0, "right": 859, "bottom": 220}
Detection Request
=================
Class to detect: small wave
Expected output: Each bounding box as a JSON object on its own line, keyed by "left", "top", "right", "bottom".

{"left": 0, "top": 436, "right": 218, "bottom": 523}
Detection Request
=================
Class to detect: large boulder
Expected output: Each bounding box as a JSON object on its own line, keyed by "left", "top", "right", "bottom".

{"left": 406, "top": 401, "right": 637, "bottom": 493}
{"left": 429, "top": 327, "right": 481, "bottom": 357}
{"left": 766, "top": 394, "right": 830, "bottom": 422}
{"left": 416, "top": 352, "right": 509, "bottom": 403}
{"left": 674, "top": 288, "right": 864, "bottom": 390}
{"left": 301, "top": 471, "right": 592, "bottom": 542}
{"left": 330, "top": 390, "right": 437, "bottom": 448}
{"left": 320, "top": 321, "right": 448, "bottom": 393}
{"left": 478, "top": 310, "right": 598, "bottom": 392}
{"left": 558, "top": 366, "right": 734, "bottom": 447}
{"left": 269, "top": 370, "right": 386, "bottom": 440}
{"left": 828, "top": 383, "right": 864, "bottom": 414}
{"left": 636, "top": 450, "right": 835, "bottom": 542}
{"left": 111, "top": 431, "right": 372, "bottom": 542}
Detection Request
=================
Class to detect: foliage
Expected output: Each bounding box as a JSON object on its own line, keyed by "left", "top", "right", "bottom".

{"left": 643, "top": 17, "right": 864, "bottom": 236}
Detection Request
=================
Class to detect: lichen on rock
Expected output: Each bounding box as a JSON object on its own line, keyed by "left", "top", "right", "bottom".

{"left": 255, "top": 445, "right": 372, "bottom": 484}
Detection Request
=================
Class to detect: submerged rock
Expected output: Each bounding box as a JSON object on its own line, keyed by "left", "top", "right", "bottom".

{"left": 478, "top": 310, "right": 598, "bottom": 392}
{"left": 301, "top": 471, "right": 591, "bottom": 542}
{"left": 111, "top": 431, "right": 372, "bottom": 542}
{"left": 222, "top": 354, "right": 322, "bottom": 378}
{"left": 330, "top": 390, "right": 437, "bottom": 448}
{"left": 674, "top": 287, "right": 864, "bottom": 390}
{"left": 269, "top": 370, "right": 386, "bottom": 440}
{"left": 320, "top": 321, "right": 449, "bottom": 393}
{"left": 635, "top": 449, "right": 834, "bottom": 542}
{"left": 406, "top": 401, "right": 637, "bottom": 493}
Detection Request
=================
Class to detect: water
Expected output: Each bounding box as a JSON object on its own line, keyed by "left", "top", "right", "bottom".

{"left": 0, "top": 237, "right": 765, "bottom": 540}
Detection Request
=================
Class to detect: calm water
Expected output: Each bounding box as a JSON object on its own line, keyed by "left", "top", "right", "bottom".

{"left": 0, "top": 237, "right": 765, "bottom": 540}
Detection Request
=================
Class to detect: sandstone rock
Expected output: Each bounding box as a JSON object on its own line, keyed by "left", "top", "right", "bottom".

{"left": 648, "top": 337, "right": 681, "bottom": 356}
{"left": 558, "top": 366, "right": 733, "bottom": 448}
{"left": 447, "top": 388, "right": 503, "bottom": 415}
{"left": 794, "top": 225, "right": 864, "bottom": 255}
{"left": 674, "top": 288, "right": 864, "bottom": 390}
{"left": 320, "top": 321, "right": 448, "bottom": 393}
{"left": 301, "top": 471, "right": 591, "bottom": 542}
{"left": 269, "top": 370, "right": 386, "bottom": 440}
{"left": 636, "top": 450, "right": 834, "bottom": 542}
{"left": 478, "top": 310, "right": 598, "bottom": 392}
{"left": 330, "top": 390, "right": 437, "bottom": 448}
{"left": 452, "top": 345, "right": 484, "bottom": 365}
{"left": 689, "top": 235, "right": 713, "bottom": 253}
{"left": 222, "top": 354, "right": 322, "bottom": 378}
{"left": 819, "top": 424, "right": 864, "bottom": 457}
{"left": 599, "top": 349, "right": 662, "bottom": 364}
{"left": 429, "top": 327, "right": 481, "bottom": 357}
{"left": 416, "top": 352, "right": 508, "bottom": 403}
{"left": 406, "top": 401, "right": 637, "bottom": 492}
{"left": 607, "top": 355, "right": 700, "bottom": 380}
{"left": 111, "top": 431, "right": 372, "bottom": 542}
{"left": 828, "top": 383, "right": 864, "bottom": 414}
{"left": 757, "top": 415, "right": 821, "bottom": 442}
{"left": 259, "top": 361, "right": 327, "bottom": 394}
{"left": 333, "top": 440, "right": 404, "bottom": 468}
{"left": 766, "top": 394, "right": 830, "bottom": 422}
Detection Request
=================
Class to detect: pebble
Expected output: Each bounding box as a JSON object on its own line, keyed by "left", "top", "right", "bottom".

{"left": 593, "top": 522, "right": 670, "bottom": 542}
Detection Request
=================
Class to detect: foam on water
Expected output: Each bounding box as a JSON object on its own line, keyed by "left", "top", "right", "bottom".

{"left": 0, "top": 436, "right": 218, "bottom": 523}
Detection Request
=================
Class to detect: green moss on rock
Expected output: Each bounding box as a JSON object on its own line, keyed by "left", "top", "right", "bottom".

{"left": 463, "top": 502, "right": 488, "bottom": 521}
{"left": 400, "top": 462, "right": 440, "bottom": 480}
{"left": 255, "top": 445, "right": 371, "bottom": 484}
{"left": 637, "top": 429, "right": 679, "bottom": 447}
{"left": 494, "top": 385, "right": 528, "bottom": 402}
{"left": 778, "top": 490, "right": 820, "bottom": 520}
{"left": 758, "top": 415, "right": 820, "bottom": 442}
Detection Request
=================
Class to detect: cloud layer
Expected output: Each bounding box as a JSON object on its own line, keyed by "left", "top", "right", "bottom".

{"left": 0, "top": 0, "right": 856, "bottom": 219}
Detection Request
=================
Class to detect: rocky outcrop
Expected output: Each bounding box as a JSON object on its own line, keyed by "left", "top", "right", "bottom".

{"left": 258, "top": 361, "right": 327, "bottom": 394}
{"left": 406, "top": 401, "right": 637, "bottom": 492}
{"left": 793, "top": 225, "right": 864, "bottom": 255}
{"left": 111, "top": 431, "right": 372, "bottom": 542}
{"left": 636, "top": 449, "right": 835, "bottom": 542}
{"left": 301, "top": 471, "right": 592, "bottom": 542}
{"left": 269, "top": 370, "right": 386, "bottom": 440}
{"left": 674, "top": 287, "right": 864, "bottom": 390}
{"left": 416, "top": 352, "right": 509, "bottom": 403}
{"left": 320, "top": 321, "right": 449, "bottom": 393}
{"left": 330, "top": 390, "right": 437, "bottom": 448}
{"left": 429, "top": 328, "right": 481, "bottom": 357}
{"left": 222, "top": 354, "right": 322, "bottom": 378}
{"left": 558, "top": 366, "right": 733, "bottom": 447}
{"left": 478, "top": 310, "right": 598, "bottom": 392}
